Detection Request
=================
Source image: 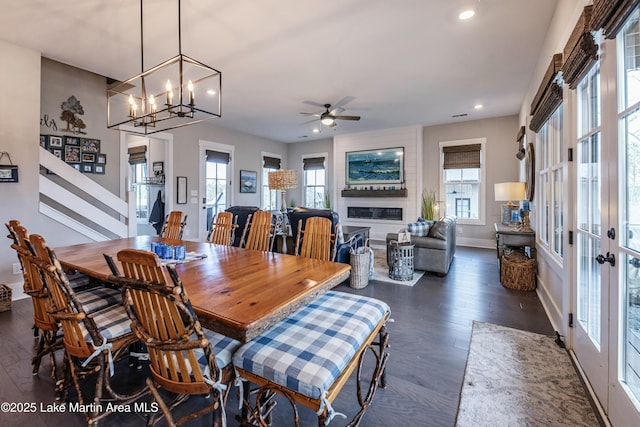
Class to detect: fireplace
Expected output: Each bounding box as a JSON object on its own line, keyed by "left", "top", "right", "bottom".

{"left": 347, "top": 207, "right": 403, "bottom": 221}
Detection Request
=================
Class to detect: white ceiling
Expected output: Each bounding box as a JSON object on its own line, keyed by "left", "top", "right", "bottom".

{"left": 0, "top": 0, "right": 558, "bottom": 143}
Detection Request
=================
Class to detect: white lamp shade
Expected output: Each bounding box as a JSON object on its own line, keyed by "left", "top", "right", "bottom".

{"left": 494, "top": 182, "right": 525, "bottom": 202}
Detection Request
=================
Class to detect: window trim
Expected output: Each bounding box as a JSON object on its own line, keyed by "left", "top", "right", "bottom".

{"left": 439, "top": 138, "right": 486, "bottom": 226}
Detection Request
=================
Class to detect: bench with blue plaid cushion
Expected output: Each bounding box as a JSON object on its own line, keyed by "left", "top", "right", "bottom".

{"left": 233, "top": 290, "right": 390, "bottom": 425}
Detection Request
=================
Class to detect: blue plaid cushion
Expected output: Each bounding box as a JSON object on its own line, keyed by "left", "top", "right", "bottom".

{"left": 201, "top": 328, "right": 242, "bottom": 370}
{"left": 233, "top": 291, "right": 390, "bottom": 400}
{"left": 407, "top": 221, "right": 430, "bottom": 237}
{"left": 76, "top": 287, "right": 122, "bottom": 314}
{"left": 80, "top": 304, "right": 132, "bottom": 342}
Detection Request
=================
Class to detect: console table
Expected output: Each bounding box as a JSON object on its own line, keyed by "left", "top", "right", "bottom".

{"left": 342, "top": 225, "right": 371, "bottom": 242}
{"left": 494, "top": 223, "right": 536, "bottom": 259}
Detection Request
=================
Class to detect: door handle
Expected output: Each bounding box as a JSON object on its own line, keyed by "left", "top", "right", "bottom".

{"left": 595, "top": 252, "right": 615, "bottom": 267}
{"left": 607, "top": 228, "right": 616, "bottom": 240}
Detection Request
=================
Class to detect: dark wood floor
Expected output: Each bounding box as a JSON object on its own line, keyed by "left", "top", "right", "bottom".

{"left": 0, "top": 247, "right": 553, "bottom": 426}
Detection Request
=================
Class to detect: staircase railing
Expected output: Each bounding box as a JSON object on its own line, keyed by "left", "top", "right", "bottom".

{"left": 39, "top": 147, "right": 136, "bottom": 241}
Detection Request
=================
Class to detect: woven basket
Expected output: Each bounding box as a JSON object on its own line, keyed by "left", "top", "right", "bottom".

{"left": 350, "top": 246, "right": 371, "bottom": 289}
{"left": 500, "top": 253, "right": 536, "bottom": 291}
{"left": 0, "top": 284, "right": 12, "bottom": 312}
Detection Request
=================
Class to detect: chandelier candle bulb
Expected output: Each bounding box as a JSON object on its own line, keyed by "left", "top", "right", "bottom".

{"left": 188, "top": 80, "right": 194, "bottom": 105}
{"left": 166, "top": 80, "right": 173, "bottom": 105}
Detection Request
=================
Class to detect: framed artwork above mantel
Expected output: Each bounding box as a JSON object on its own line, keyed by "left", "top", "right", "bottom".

{"left": 345, "top": 147, "right": 404, "bottom": 186}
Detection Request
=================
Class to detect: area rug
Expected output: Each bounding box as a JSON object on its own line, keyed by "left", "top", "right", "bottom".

{"left": 369, "top": 244, "right": 425, "bottom": 286}
{"left": 456, "top": 322, "right": 600, "bottom": 426}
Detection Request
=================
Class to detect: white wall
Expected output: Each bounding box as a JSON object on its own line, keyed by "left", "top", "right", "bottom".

{"left": 0, "top": 40, "right": 41, "bottom": 290}
{"left": 334, "top": 126, "right": 422, "bottom": 241}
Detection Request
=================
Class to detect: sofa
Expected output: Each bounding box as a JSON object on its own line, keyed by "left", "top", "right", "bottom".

{"left": 386, "top": 216, "right": 457, "bottom": 276}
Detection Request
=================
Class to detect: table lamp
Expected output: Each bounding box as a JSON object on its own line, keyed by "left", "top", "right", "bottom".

{"left": 268, "top": 169, "right": 298, "bottom": 212}
{"left": 495, "top": 182, "right": 526, "bottom": 225}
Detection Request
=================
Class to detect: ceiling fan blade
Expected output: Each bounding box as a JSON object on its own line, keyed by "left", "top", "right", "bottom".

{"left": 334, "top": 115, "right": 360, "bottom": 121}
{"left": 302, "top": 100, "right": 327, "bottom": 108}
{"left": 299, "top": 112, "right": 322, "bottom": 117}
{"left": 331, "top": 96, "right": 355, "bottom": 110}
{"left": 302, "top": 118, "right": 319, "bottom": 124}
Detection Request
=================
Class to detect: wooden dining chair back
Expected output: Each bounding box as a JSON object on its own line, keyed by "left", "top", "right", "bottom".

{"left": 241, "top": 210, "right": 274, "bottom": 252}
{"left": 206, "top": 211, "right": 237, "bottom": 245}
{"left": 27, "top": 235, "right": 146, "bottom": 425}
{"left": 6, "top": 222, "right": 62, "bottom": 381}
{"left": 108, "top": 249, "right": 240, "bottom": 427}
{"left": 295, "top": 216, "right": 336, "bottom": 261}
{"left": 161, "top": 211, "right": 188, "bottom": 240}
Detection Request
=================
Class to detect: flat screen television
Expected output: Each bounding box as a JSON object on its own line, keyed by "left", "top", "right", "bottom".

{"left": 345, "top": 147, "right": 404, "bottom": 186}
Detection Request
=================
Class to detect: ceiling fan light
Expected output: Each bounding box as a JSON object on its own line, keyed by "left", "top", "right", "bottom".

{"left": 321, "top": 116, "right": 335, "bottom": 126}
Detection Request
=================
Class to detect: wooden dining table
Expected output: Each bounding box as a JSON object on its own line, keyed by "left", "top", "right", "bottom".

{"left": 54, "top": 236, "right": 351, "bottom": 343}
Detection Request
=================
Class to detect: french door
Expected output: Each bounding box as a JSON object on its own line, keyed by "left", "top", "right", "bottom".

{"left": 198, "top": 141, "right": 233, "bottom": 241}
{"left": 573, "top": 13, "right": 640, "bottom": 425}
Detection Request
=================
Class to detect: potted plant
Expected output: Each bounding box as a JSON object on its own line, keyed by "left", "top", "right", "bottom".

{"left": 421, "top": 189, "right": 437, "bottom": 220}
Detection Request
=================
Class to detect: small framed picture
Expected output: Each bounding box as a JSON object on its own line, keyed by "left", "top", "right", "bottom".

{"left": 40, "top": 135, "right": 49, "bottom": 148}
{"left": 94, "top": 164, "right": 105, "bottom": 174}
{"left": 81, "top": 138, "right": 100, "bottom": 153}
{"left": 177, "top": 176, "right": 187, "bottom": 204}
{"left": 71, "top": 164, "right": 81, "bottom": 171}
{"left": 82, "top": 153, "right": 96, "bottom": 163}
{"left": 64, "top": 136, "right": 80, "bottom": 146}
{"left": 64, "top": 146, "right": 81, "bottom": 163}
{"left": 239, "top": 170, "right": 257, "bottom": 193}
{"left": 49, "top": 136, "right": 63, "bottom": 148}
{"left": 96, "top": 153, "right": 106, "bottom": 164}
{"left": 82, "top": 163, "right": 93, "bottom": 173}
{"left": 51, "top": 149, "right": 62, "bottom": 159}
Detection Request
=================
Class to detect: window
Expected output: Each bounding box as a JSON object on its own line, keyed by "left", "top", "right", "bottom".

{"left": 537, "top": 105, "right": 564, "bottom": 258}
{"left": 262, "top": 155, "right": 280, "bottom": 210}
{"left": 128, "top": 145, "right": 148, "bottom": 220}
{"left": 440, "top": 140, "right": 486, "bottom": 225}
{"left": 303, "top": 156, "right": 326, "bottom": 208}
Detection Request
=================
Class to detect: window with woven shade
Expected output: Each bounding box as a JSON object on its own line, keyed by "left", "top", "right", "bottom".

{"left": 530, "top": 53, "right": 563, "bottom": 133}
{"left": 562, "top": 5, "right": 599, "bottom": 89}
{"left": 303, "top": 155, "right": 326, "bottom": 208}
{"left": 591, "top": 0, "right": 640, "bottom": 39}
{"left": 440, "top": 140, "right": 486, "bottom": 224}
{"left": 262, "top": 154, "right": 282, "bottom": 210}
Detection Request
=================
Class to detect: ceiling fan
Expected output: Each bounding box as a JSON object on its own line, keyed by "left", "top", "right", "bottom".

{"left": 300, "top": 97, "right": 361, "bottom": 127}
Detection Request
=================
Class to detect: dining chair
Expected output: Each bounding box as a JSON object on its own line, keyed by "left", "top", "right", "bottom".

{"left": 240, "top": 210, "right": 275, "bottom": 252}
{"left": 294, "top": 216, "right": 336, "bottom": 261}
{"left": 6, "top": 222, "right": 122, "bottom": 393}
{"left": 106, "top": 249, "right": 241, "bottom": 427}
{"left": 161, "top": 211, "right": 188, "bottom": 240}
{"left": 206, "top": 211, "right": 237, "bottom": 245}
{"left": 27, "top": 234, "right": 147, "bottom": 425}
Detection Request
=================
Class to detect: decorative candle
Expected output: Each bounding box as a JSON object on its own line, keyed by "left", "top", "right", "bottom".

{"left": 188, "top": 80, "right": 194, "bottom": 105}
{"left": 128, "top": 94, "right": 135, "bottom": 117}
{"left": 166, "top": 80, "right": 173, "bottom": 105}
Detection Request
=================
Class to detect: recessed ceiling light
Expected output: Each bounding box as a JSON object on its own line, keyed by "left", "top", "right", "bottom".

{"left": 458, "top": 9, "right": 476, "bottom": 20}
{"left": 474, "top": 104, "right": 483, "bottom": 110}
{"left": 312, "top": 128, "right": 320, "bottom": 133}
{"left": 206, "top": 89, "right": 217, "bottom": 95}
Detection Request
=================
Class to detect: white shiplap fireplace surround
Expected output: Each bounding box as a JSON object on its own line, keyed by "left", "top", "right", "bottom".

{"left": 334, "top": 126, "right": 423, "bottom": 242}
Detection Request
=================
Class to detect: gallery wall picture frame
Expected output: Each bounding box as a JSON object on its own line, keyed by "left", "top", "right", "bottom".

{"left": 96, "top": 154, "right": 106, "bottom": 164}
{"left": 177, "top": 176, "right": 188, "bottom": 204}
{"left": 51, "top": 149, "right": 62, "bottom": 159}
{"left": 81, "top": 138, "right": 100, "bottom": 153}
{"left": 71, "top": 164, "right": 81, "bottom": 171}
{"left": 82, "top": 163, "right": 93, "bottom": 173}
{"left": 0, "top": 152, "right": 19, "bottom": 183}
{"left": 94, "top": 164, "right": 105, "bottom": 174}
{"left": 49, "top": 136, "right": 63, "bottom": 148}
{"left": 40, "top": 135, "right": 48, "bottom": 148}
{"left": 64, "top": 136, "right": 80, "bottom": 146}
{"left": 64, "top": 146, "right": 81, "bottom": 163}
{"left": 82, "top": 153, "right": 96, "bottom": 163}
{"left": 239, "top": 170, "right": 257, "bottom": 193}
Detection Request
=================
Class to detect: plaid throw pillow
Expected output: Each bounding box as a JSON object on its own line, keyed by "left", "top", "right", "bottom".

{"left": 407, "top": 221, "right": 430, "bottom": 237}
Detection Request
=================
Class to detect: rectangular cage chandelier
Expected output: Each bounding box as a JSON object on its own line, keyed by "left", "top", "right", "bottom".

{"left": 107, "top": 0, "right": 221, "bottom": 135}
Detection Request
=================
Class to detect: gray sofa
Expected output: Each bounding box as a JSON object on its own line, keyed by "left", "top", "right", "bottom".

{"left": 386, "top": 216, "right": 456, "bottom": 276}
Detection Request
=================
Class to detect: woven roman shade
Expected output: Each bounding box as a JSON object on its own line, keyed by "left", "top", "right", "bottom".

{"left": 263, "top": 156, "right": 281, "bottom": 170}
{"left": 205, "top": 150, "right": 230, "bottom": 164}
{"left": 591, "top": 0, "right": 640, "bottom": 39}
{"left": 128, "top": 145, "right": 147, "bottom": 164}
{"left": 442, "top": 144, "right": 481, "bottom": 169}
{"left": 530, "top": 53, "right": 564, "bottom": 133}
{"left": 302, "top": 157, "right": 325, "bottom": 170}
{"left": 562, "top": 5, "right": 599, "bottom": 89}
